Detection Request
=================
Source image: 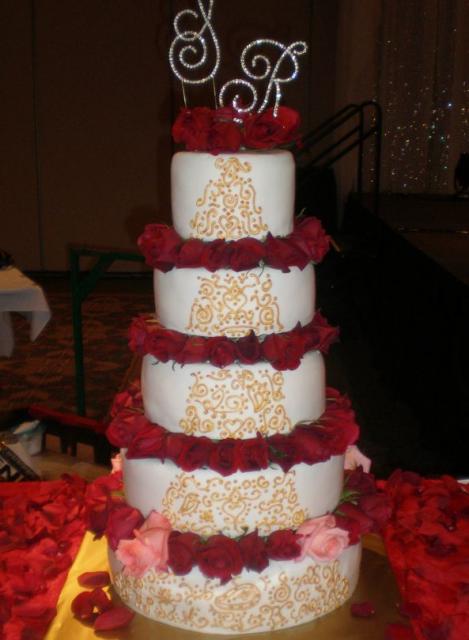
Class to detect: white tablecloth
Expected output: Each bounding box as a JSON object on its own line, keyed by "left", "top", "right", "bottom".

{"left": 0, "top": 267, "right": 51, "bottom": 357}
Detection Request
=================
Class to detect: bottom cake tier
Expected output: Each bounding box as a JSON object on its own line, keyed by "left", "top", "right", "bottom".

{"left": 109, "top": 543, "right": 361, "bottom": 635}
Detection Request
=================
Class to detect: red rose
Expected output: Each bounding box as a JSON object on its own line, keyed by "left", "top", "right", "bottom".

{"left": 201, "top": 240, "right": 233, "bottom": 271}
{"left": 238, "top": 435, "right": 270, "bottom": 471}
{"left": 302, "top": 313, "right": 339, "bottom": 353}
{"left": 334, "top": 502, "right": 374, "bottom": 543}
{"left": 197, "top": 534, "right": 243, "bottom": 583}
{"left": 229, "top": 238, "right": 266, "bottom": 271}
{"left": 128, "top": 316, "right": 149, "bottom": 355}
{"left": 265, "top": 529, "right": 301, "bottom": 560}
{"left": 357, "top": 494, "right": 392, "bottom": 531}
{"left": 238, "top": 530, "right": 269, "bottom": 572}
{"left": 243, "top": 107, "right": 300, "bottom": 149}
{"left": 208, "top": 338, "right": 237, "bottom": 368}
{"left": 290, "top": 217, "right": 330, "bottom": 263}
{"left": 166, "top": 434, "right": 213, "bottom": 471}
{"left": 172, "top": 107, "right": 213, "bottom": 151}
{"left": 145, "top": 327, "right": 186, "bottom": 362}
{"left": 168, "top": 531, "right": 200, "bottom": 575}
{"left": 290, "top": 425, "right": 327, "bottom": 464}
{"left": 320, "top": 420, "right": 359, "bottom": 456}
{"left": 125, "top": 424, "right": 167, "bottom": 459}
{"left": 88, "top": 496, "right": 117, "bottom": 537}
{"left": 207, "top": 121, "right": 242, "bottom": 154}
{"left": 262, "top": 328, "right": 307, "bottom": 370}
{"left": 137, "top": 224, "right": 181, "bottom": 271}
{"left": 345, "top": 469, "right": 377, "bottom": 495}
{"left": 209, "top": 439, "right": 242, "bottom": 476}
{"left": 105, "top": 504, "right": 144, "bottom": 551}
{"left": 334, "top": 513, "right": 364, "bottom": 545}
{"left": 236, "top": 331, "right": 262, "bottom": 364}
{"left": 177, "top": 336, "right": 209, "bottom": 364}
{"left": 264, "top": 234, "right": 310, "bottom": 271}
{"left": 176, "top": 238, "right": 206, "bottom": 268}
{"left": 106, "top": 412, "right": 149, "bottom": 448}
{"left": 267, "top": 434, "right": 301, "bottom": 472}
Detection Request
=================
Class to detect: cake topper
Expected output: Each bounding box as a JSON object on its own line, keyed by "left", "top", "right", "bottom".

{"left": 218, "top": 39, "right": 308, "bottom": 116}
{"left": 168, "top": 0, "right": 307, "bottom": 115}
{"left": 168, "top": 0, "right": 221, "bottom": 106}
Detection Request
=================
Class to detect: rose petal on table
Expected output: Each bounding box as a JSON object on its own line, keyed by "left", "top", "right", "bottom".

{"left": 350, "top": 601, "right": 376, "bottom": 617}
{"left": 397, "top": 601, "right": 422, "bottom": 619}
{"left": 90, "top": 587, "right": 113, "bottom": 613}
{"left": 71, "top": 591, "right": 95, "bottom": 620}
{"left": 78, "top": 571, "right": 110, "bottom": 588}
{"left": 94, "top": 606, "right": 135, "bottom": 631}
{"left": 385, "top": 622, "right": 416, "bottom": 640}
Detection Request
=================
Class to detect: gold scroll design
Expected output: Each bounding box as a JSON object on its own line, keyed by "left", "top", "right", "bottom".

{"left": 186, "top": 271, "right": 283, "bottom": 338}
{"left": 160, "top": 472, "right": 306, "bottom": 537}
{"left": 179, "top": 369, "right": 291, "bottom": 438}
{"left": 113, "top": 560, "right": 350, "bottom": 633}
{"left": 189, "top": 157, "right": 268, "bottom": 240}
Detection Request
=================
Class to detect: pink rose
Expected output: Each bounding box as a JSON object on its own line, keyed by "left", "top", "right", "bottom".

{"left": 116, "top": 538, "right": 158, "bottom": 578}
{"left": 110, "top": 454, "right": 122, "bottom": 474}
{"left": 344, "top": 445, "right": 371, "bottom": 473}
{"left": 116, "top": 511, "right": 172, "bottom": 577}
{"left": 297, "top": 515, "right": 349, "bottom": 562}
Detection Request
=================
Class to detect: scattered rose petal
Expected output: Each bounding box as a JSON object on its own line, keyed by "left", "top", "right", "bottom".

{"left": 90, "top": 588, "right": 113, "bottom": 613}
{"left": 78, "top": 571, "right": 110, "bottom": 588}
{"left": 351, "top": 601, "right": 376, "bottom": 617}
{"left": 398, "top": 601, "right": 422, "bottom": 619}
{"left": 71, "top": 591, "right": 95, "bottom": 621}
{"left": 385, "top": 622, "right": 416, "bottom": 640}
{"left": 94, "top": 606, "right": 135, "bottom": 631}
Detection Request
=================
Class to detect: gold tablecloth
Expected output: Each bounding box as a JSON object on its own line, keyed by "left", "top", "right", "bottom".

{"left": 46, "top": 533, "right": 402, "bottom": 639}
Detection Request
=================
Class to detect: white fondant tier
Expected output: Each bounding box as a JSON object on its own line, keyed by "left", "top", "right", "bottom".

{"left": 141, "top": 350, "right": 325, "bottom": 438}
{"left": 153, "top": 264, "right": 315, "bottom": 338}
{"left": 109, "top": 543, "right": 361, "bottom": 635}
{"left": 171, "top": 150, "right": 295, "bottom": 241}
{"left": 122, "top": 453, "right": 344, "bottom": 537}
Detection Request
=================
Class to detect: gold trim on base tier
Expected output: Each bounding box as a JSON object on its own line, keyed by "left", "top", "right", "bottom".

{"left": 45, "top": 533, "right": 402, "bottom": 640}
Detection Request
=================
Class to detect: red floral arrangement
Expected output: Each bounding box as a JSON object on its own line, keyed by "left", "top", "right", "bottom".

{"left": 107, "top": 385, "right": 360, "bottom": 474}
{"left": 86, "top": 468, "right": 390, "bottom": 583}
{"left": 129, "top": 311, "right": 338, "bottom": 371}
{"left": 172, "top": 105, "right": 301, "bottom": 154}
{"left": 138, "top": 216, "right": 330, "bottom": 273}
{"left": 380, "top": 471, "right": 469, "bottom": 640}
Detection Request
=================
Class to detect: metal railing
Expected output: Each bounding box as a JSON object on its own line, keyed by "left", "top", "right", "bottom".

{"left": 70, "top": 247, "right": 145, "bottom": 416}
{"left": 295, "top": 101, "right": 382, "bottom": 217}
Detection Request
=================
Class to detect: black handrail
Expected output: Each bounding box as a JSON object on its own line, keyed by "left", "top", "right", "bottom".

{"left": 295, "top": 100, "right": 382, "bottom": 218}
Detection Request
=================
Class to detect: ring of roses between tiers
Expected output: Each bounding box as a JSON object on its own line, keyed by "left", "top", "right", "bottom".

{"left": 129, "top": 311, "right": 338, "bottom": 371}
{"left": 89, "top": 469, "right": 391, "bottom": 582}
{"left": 138, "top": 216, "right": 330, "bottom": 273}
{"left": 106, "top": 386, "right": 359, "bottom": 474}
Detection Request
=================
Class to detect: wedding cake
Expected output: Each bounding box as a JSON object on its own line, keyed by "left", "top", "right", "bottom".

{"left": 100, "top": 7, "right": 390, "bottom": 633}
{"left": 101, "top": 104, "right": 391, "bottom": 634}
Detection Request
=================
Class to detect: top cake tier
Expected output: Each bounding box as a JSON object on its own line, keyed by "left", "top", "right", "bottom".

{"left": 171, "top": 150, "right": 295, "bottom": 241}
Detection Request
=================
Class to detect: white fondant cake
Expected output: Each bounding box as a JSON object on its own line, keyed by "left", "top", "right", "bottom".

{"left": 141, "top": 350, "right": 326, "bottom": 438}
{"left": 111, "top": 147, "right": 362, "bottom": 634}
{"left": 154, "top": 264, "right": 316, "bottom": 338}
{"left": 110, "top": 543, "right": 361, "bottom": 635}
{"left": 171, "top": 150, "right": 295, "bottom": 241}
{"left": 123, "top": 453, "right": 344, "bottom": 537}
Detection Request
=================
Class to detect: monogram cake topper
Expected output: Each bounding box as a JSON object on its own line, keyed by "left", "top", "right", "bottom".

{"left": 168, "top": 0, "right": 308, "bottom": 114}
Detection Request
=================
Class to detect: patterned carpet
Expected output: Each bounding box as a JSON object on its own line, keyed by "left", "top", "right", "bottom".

{"left": 0, "top": 288, "right": 152, "bottom": 423}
